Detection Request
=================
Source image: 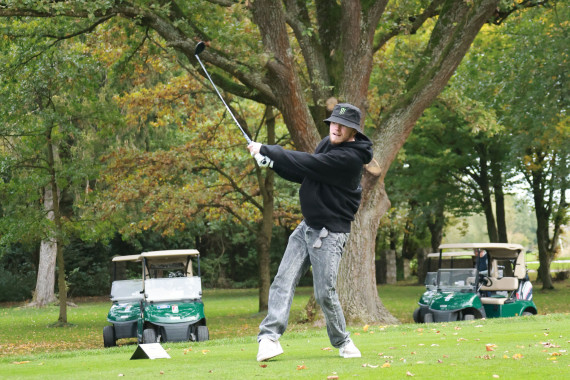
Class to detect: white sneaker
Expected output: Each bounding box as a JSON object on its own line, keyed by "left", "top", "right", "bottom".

{"left": 339, "top": 340, "right": 361, "bottom": 358}
{"left": 257, "top": 338, "right": 284, "bottom": 362}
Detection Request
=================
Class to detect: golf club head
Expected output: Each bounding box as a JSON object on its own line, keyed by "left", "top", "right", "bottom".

{"left": 195, "top": 41, "right": 206, "bottom": 56}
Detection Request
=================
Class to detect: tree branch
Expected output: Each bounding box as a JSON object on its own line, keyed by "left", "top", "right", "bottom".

{"left": 374, "top": 0, "right": 443, "bottom": 52}
{"left": 491, "top": 0, "right": 550, "bottom": 25}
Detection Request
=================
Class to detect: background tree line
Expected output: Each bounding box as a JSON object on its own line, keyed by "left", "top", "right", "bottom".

{"left": 0, "top": 1, "right": 567, "bottom": 326}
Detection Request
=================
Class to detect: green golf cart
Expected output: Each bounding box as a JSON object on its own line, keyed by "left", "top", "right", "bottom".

{"left": 103, "top": 249, "right": 209, "bottom": 347}
{"left": 413, "top": 243, "right": 537, "bottom": 323}
{"left": 104, "top": 254, "right": 143, "bottom": 347}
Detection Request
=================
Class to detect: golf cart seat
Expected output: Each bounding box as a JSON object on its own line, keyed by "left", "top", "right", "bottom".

{"left": 480, "top": 276, "right": 519, "bottom": 305}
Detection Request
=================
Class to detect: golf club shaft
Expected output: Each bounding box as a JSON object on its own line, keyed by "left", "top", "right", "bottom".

{"left": 194, "top": 53, "right": 252, "bottom": 145}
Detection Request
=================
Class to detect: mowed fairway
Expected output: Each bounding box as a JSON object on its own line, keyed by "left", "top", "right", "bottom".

{"left": 1, "top": 283, "right": 569, "bottom": 379}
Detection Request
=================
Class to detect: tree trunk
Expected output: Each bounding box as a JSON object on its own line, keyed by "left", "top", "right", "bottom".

{"left": 532, "top": 162, "right": 554, "bottom": 290}
{"left": 338, "top": 182, "right": 398, "bottom": 325}
{"left": 491, "top": 151, "right": 508, "bottom": 242}
{"left": 29, "top": 186, "right": 58, "bottom": 307}
{"left": 536, "top": 210, "right": 554, "bottom": 289}
{"left": 427, "top": 199, "right": 445, "bottom": 252}
{"left": 45, "top": 130, "right": 68, "bottom": 324}
{"left": 478, "top": 153, "right": 499, "bottom": 242}
{"left": 256, "top": 106, "right": 276, "bottom": 312}
{"left": 416, "top": 247, "right": 430, "bottom": 285}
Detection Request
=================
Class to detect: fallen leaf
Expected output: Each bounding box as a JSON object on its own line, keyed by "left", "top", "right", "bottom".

{"left": 363, "top": 324, "right": 370, "bottom": 332}
{"left": 321, "top": 347, "right": 332, "bottom": 351}
{"left": 160, "top": 371, "right": 164, "bottom": 375}
{"left": 406, "top": 371, "right": 415, "bottom": 377}
{"left": 259, "top": 364, "right": 267, "bottom": 368}
{"left": 354, "top": 332, "right": 361, "bottom": 336}
{"left": 437, "top": 359, "right": 443, "bottom": 363}
{"left": 12, "top": 361, "right": 30, "bottom": 365}
{"left": 486, "top": 345, "right": 496, "bottom": 352}
{"left": 551, "top": 352, "right": 562, "bottom": 356}
{"left": 118, "top": 375, "right": 124, "bottom": 377}
{"left": 493, "top": 375, "right": 500, "bottom": 378}
{"left": 541, "top": 342, "right": 560, "bottom": 348}
{"left": 512, "top": 353, "right": 523, "bottom": 360}
{"left": 327, "top": 376, "right": 339, "bottom": 380}
{"left": 296, "top": 365, "right": 307, "bottom": 370}
{"left": 381, "top": 363, "right": 391, "bottom": 368}
{"left": 363, "top": 363, "right": 379, "bottom": 368}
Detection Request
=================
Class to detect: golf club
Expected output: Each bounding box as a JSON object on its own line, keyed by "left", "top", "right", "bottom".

{"left": 194, "top": 41, "right": 252, "bottom": 145}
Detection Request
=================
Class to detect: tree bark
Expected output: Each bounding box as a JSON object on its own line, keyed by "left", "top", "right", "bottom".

{"left": 256, "top": 106, "right": 276, "bottom": 312}
{"left": 531, "top": 154, "right": 554, "bottom": 289}
{"left": 29, "top": 186, "right": 58, "bottom": 307}
{"left": 45, "top": 129, "right": 68, "bottom": 324}
{"left": 491, "top": 149, "right": 508, "bottom": 242}
{"left": 427, "top": 199, "right": 445, "bottom": 252}
{"left": 338, "top": 181, "right": 398, "bottom": 325}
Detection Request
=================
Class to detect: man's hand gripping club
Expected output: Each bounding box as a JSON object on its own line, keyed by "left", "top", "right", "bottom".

{"left": 248, "top": 142, "right": 273, "bottom": 168}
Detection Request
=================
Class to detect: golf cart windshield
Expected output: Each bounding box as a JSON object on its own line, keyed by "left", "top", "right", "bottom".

{"left": 145, "top": 277, "right": 202, "bottom": 302}
{"left": 437, "top": 268, "right": 477, "bottom": 292}
{"left": 110, "top": 279, "right": 143, "bottom": 301}
{"left": 425, "top": 272, "right": 437, "bottom": 290}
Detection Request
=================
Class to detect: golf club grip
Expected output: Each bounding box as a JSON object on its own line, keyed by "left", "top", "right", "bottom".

{"left": 195, "top": 54, "right": 252, "bottom": 145}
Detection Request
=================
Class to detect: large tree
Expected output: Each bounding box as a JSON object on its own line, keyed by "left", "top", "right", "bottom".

{"left": 0, "top": 0, "right": 547, "bottom": 323}
{"left": 0, "top": 28, "right": 114, "bottom": 322}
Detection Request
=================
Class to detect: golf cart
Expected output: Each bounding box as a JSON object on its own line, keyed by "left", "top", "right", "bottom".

{"left": 103, "top": 249, "right": 209, "bottom": 347}
{"left": 413, "top": 243, "right": 537, "bottom": 323}
{"left": 104, "top": 254, "right": 143, "bottom": 347}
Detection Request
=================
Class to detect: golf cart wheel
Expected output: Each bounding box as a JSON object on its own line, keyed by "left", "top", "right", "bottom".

{"left": 196, "top": 325, "right": 209, "bottom": 342}
{"left": 103, "top": 325, "right": 116, "bottom": 347}
{"left": 522, "top": 311, "right": 534, "bottom": 317}
{"left": 424, "top": 313, "right": 434, "bottom": 323}
{"left": 413, "top": 308, "right": 421, "bottom": 323}
{"left": 463, "top": 314, "right": 475, "bottom": 321}
{"left": 143, "top": 328, "right": 158, "bottom": 343}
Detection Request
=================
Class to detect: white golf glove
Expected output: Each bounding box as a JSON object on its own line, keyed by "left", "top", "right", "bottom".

{"left": 254, "top": 153, "right": 273, "bottom": 168}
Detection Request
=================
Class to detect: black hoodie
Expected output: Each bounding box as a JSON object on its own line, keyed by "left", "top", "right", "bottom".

{"left": 260, "top": 134, "right": 373, "bottom": 232}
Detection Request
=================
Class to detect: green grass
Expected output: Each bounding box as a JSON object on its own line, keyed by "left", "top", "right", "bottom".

{"left": 1, "top": 282, "right": 569, "bottom": 379}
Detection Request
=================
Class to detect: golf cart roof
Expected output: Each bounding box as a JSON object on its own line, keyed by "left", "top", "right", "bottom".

{"left": 111, "top": 254, "right": 142, "bottom": 262}
{"left": 439, "top": 243, "right": 525, "bottom": 258}
{"left": 427, "top": 251, "right": 476, "bottom": 258}
{"left": 141, "top": 249, "right": 199, "bottom": 259}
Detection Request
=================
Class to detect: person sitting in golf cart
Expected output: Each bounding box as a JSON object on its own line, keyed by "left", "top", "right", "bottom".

{"left": 475, "top": 248, "right": 488, "bottom": 275}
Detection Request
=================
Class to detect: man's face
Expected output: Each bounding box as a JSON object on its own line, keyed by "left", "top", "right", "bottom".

{"left": 329, "top": 122, "right": 356, "bottom": 145}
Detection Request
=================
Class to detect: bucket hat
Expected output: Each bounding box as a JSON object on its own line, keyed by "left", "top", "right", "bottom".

{"left": 323, "top": 103, "right": 363, "bottom": 134}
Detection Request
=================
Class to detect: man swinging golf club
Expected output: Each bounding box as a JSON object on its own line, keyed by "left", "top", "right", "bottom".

{"left": 247, "top": 103, "right": 373, "bottom": 361}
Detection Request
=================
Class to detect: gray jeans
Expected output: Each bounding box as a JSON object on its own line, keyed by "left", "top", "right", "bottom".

{"left": 258, "top": 220, "right": 350, "bottom": 348}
